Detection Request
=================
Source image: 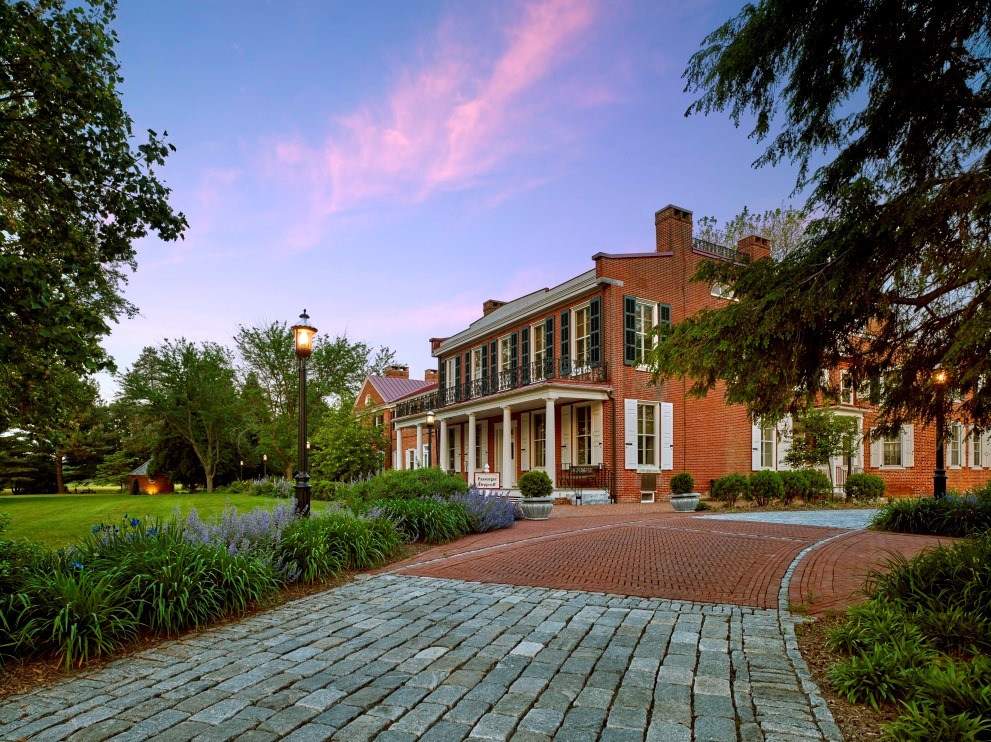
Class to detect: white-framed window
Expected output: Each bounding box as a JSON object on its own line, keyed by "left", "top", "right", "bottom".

{"left": 445, "top": 357, "right": 457, "bottom": 392}
{"left": 638, "top": 403, "right": 657, "bottom": 468}
{"left": 840, "top": 371, "right": 855, "bottom": 405}
{"left": 634, "top": 301, "right": 656, "bottom": 367}
{"left": 573, "top": 305, "right": 591, "bottom": 367}
{"left": 760, "top": 423, "right": 775, "bottom": 468}
{"left": 373, "top": 413, "right": 384, "bottom": 427}
{"left": 574, "top": 405, "right": 592, "bottom": 466}
{"left": 532, "top": 411, "right": 546, "bottom": 468}
{"left": 970, "top": 429, "right": 989, "bottom": 469}
{"left": 883, "top": 435, "right": 902, "bottom": 467}
{"left": 448, "top": 431, "right": 457, "bottom": 472}
{"left": 475, "top": 423, "right": 484, "bottom": 470}
{"left": 871, "top": 425, "right": 914, "bottom": 469}
{"left": 711, "top": 282, "right": 735, "bottom": 300}
{"left": 406, "top": 449, "right": 416, "bottom": 469}
{"left": 949, "top": 423, "right": 963, "bottom": 468}
{"left": 499, "top": 336, "right": 511, "bottom": 389}
{"left": 532, "top": 323, "right": 546, "bottom": 379}
{"left": 472, "top": 347, "right": 483, "bottom": 383}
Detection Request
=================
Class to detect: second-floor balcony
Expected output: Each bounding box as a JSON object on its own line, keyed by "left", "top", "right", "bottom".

{"left": 395, "top": 357, "right": 608, "bottom": 418}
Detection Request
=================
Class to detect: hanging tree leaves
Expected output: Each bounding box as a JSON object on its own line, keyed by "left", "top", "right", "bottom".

{"left": 650, "top": 1, "right": 991, "bottom": 432}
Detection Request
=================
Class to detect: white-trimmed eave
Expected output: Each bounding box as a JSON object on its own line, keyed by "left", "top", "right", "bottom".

{"left": 434, "top": 274, "right": 623, "bottom": 357}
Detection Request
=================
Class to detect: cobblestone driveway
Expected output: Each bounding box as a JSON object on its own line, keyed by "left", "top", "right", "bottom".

{"left": 1, "top": 573, "right": 839, "bottom": 742}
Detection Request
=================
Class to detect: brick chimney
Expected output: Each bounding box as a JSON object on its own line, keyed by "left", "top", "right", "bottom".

{"left": 737, "top": 234, "right": 771, "bottom": 261}
{"left": 424, "top": 369, "right": 439, "bottom": 383}
{"left": 384, "top": 364, "right": 409, "bottom": 379}
{"left": 655, "top": 205, "right": 693, "bottom": 254}
{"left": 482, "top": 299, "right": 506, "bottom": 316}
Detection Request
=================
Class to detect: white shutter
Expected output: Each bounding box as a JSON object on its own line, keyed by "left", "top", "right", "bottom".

{"left": 870, "top": 429, "right": 882, "bottom": 468}
{"left": 624, "top": 399, "right": 638, "bottom": 470}
{"left": 751, "top": 422, "right": 762, "bottom": 471}
{"left": 591, "top": 402, "right": 603, "bottom": 466}
{"left": 902, "top": 425, "right": 915, "bottom": 467}
{"left": 969, "top": 427, "right": 978, "bottom": 469}
{"left": 453, "top": 425, "right": 462, "bottom": 473}
{"left": 561, "top": 406, "right": 572, "bottom": 467}
{"left": 983, "top": 432, "right": 991, "bottom": 469}
{"left": 776, "top": 416, "right": 792, "bottom": 470}
{"left": 479, "top": 424, "right": 489, "bottom": 470}
{"left": 520, "top": 413, "right": 531, "bottom": 471}
{"left": 661, "top": 402, "right": 673, "bottom": 470}
{"left": 422, "top": 444, "right": 429, "bottom": 467}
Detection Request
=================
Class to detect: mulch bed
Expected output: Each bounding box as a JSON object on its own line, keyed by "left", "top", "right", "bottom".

{"left": 796, "top": 612, "right": 899, "bottom": 741}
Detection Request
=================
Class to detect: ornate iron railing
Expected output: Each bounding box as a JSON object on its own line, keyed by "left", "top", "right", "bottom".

{"left": 692, "top": 237, "right": 740, "bottom": 262}
{"left": 394, "top": 358, "right": 607, "bottom": 418}
{"left": 558, "top": 463, "right": 611, "bottom": 503}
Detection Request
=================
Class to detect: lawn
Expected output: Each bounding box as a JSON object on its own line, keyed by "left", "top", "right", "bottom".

{"left": 0, "top": 492, "right": 285, "bottom": 546}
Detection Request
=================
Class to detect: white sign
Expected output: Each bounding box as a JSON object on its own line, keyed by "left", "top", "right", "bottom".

{"left": 474, "top": 472, "right": 501, "bottom": 489}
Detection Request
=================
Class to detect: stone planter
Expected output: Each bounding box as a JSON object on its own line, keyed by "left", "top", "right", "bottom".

{"left": 520, "top": 496, "right": 554, "bottom": 520}
{"left": 669, "top": 493, "right": 700, "bottom": 512}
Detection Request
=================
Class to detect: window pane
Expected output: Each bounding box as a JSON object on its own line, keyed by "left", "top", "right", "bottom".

{"left": 574, "top": 307, "right": 590, "bottom": 364}
{"left": 638, "top": 403, "right": 655, "bottom": 466}
{"left": 533, "top": 412, "right": 546, "bottom": 468}
{"left": 575, "top": 406, "right": 591, "bottom": 465}
{"left": 760, "top": 424, "right": 775, "bottom": 468}
{"left": 883, "top": 437, "right": 901, "bottom": 466}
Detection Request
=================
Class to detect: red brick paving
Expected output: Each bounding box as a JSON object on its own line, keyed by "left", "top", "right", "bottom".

{"left": 385, "top": 503, "right": 950, "bottom": 613}
{"left": 789, "top": 530, "right": 952, "bottom": 616}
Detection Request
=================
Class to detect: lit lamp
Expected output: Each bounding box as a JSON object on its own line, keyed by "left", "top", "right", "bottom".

{"left": 933, "top": 368, "right": 948, "bottom": 499}
{"left": 240, "top": 460, "right": 244, "bottom": 481}
{"left": 425, "top": 410, "right": 435, "bottom": 468}
{"left": 292, "top": 309, "right": 318, "bottom": 516}
{"left": 262, "top": 453, "right": 267, "bottom": 478}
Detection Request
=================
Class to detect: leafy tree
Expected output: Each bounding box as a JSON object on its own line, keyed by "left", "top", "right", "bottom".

{"left": 309, "top": 404, "right": 388, "bottom": 483}
{"left": 694, "top": 205, "right": 809, "bottom": 260}
{"left": 652, "top": 2, "right": 991, "bottom": 433}
{"left": 120, "top": 339, "right": 241, "bottom": 493}
{"left": 0, "top": 0, "right": 187, "bottom": 429}
{"left": 234, "top": 320, "right": 395, "bottom": 479}
{"left": 0, "top": 431, "right": 51, "bottom": 494}
{"left": 94, "top": 450, "right": 140, "bottom": 490}
{"left": 781, "top": 409, "right": 859, "bottom": 487}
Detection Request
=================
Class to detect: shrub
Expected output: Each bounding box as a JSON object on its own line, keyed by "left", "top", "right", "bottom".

{"left": 669, "top": 472, "right": 695, "bottom": 495}
{"left": 747, "top": 470, "right": 784, "bottom": 506}
{"left": 214, "top": 479, "right": 252, "bottom": 495}
{"left": 803, "top": 469, "right": 833, "bottom": 502}
{"left": 518, "top": 470, "right": 553, "bottom": 498}
{"left": 452, "top": 489, "right": 521, "bottom": 532}
{"left": 870, "top": 496, "right": 991, "bottom": 537}
{"left": 248, "top": 476, "right": 293, "bottom": 498}
{"left": 827, "top": 638, "right": 934, "bottom": 710}
{"left": 779, "top": 470, "right": 809, "bottom": 504}
{"left": 711, "top": 473, "right": 749, "bottom": 508}
{"left": 337, "top": 468, "right": 468, "bottom": 504}
{"left": 13, "top": 568, "right": 139, "bottom": 671}
{"left": 310, "top": 480, "right": 340, "bottom": 501}
{"left": 846, "top": 473, "right": 886, "bottom": 502}
{"left": 373, "top": 498, "right": 472, "bottom": 544}
{"left": 275, "top": 518, "right": 346, "bottom": 584}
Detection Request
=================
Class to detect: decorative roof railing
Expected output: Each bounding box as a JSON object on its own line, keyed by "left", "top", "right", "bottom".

{"left": 692, "top": 237, "right": 741, "bottom": 262}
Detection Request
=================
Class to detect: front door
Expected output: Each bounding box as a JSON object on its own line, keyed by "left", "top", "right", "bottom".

{"left": 493, "top": 422, "right": 516, "bottom": 484}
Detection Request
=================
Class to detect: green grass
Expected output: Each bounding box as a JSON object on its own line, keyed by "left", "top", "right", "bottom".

{"left": 0, "top": 493, "right": 285, "bottom": 546}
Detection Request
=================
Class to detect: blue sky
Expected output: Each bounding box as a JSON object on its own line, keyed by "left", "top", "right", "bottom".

{"left": 101, "top": 0, "right": 803, "bottom": 395}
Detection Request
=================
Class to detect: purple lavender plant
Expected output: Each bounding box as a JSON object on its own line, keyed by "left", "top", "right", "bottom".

{"left": 451, "top": 488, "right": 520, "bottom": 532}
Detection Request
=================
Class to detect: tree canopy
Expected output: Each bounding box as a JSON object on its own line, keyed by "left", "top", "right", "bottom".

{"left": 651, "top": 1, "right": 991, "bottom": 432}
{"left": 0, "top": 0, "right": 186, "bottom": 428}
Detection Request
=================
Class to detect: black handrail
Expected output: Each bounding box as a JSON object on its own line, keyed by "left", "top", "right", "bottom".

{"left": 692, "top": 237, "right": 740, "bottom": 262}
{"left": 395, "top": 358, "right": 607, "bottom": 418}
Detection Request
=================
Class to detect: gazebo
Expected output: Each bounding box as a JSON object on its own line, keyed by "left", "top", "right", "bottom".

{"left": 128, "top": 460, "right": 173, "bottom": 495}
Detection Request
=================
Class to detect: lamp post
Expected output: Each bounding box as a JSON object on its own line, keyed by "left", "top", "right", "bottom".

{"left": 425, "top": 410, "right": 435, "bottom": 468}
{"left": 292, "top": 309, "right": 318, "bottom": 516}
{"left": 933, "top": 369, "right": 948, "bottom": 499}
{"left": 262, "top": 454, "right": 267, "bottom": 478}
{"left": 239, "top": 460, "right": 244, "bottom": 481}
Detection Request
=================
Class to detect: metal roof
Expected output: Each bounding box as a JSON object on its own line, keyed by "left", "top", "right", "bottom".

{"left": 368, "top": 376, "right": 438, "bottom": 404}
{"left": 130, "top": 459, "right": 152, "bottom": 476}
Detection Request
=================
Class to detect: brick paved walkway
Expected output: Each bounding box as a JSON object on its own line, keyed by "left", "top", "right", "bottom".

{"left": 0, "top": 505, "right": 942, "bottom": 742}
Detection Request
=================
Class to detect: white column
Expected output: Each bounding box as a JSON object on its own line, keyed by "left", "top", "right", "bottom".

{"left": 416, "top": 424, "right": 423, "bottom": 468}
{"left": 545, "top": 397, "right": 556, "bottom": 488}
{"left": 467, "top": 413, "right": 476, "bottom": 486}
{"left": 439, "top": 419, "right": 448, "bottom": 472}
{"left": 502, "top": 405, "right": 513, "bottom": 488}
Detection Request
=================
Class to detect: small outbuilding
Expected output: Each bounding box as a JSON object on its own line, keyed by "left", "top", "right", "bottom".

{"left": 128, "top": 460, "right": 174, "bottom": 495}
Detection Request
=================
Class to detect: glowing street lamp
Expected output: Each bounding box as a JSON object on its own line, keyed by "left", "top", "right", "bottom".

{"left": 262, "top": 453, "right": 267, "bottom": 478}
{"left": 425, "top": 410, "right": 435, "bottom": 468}
{"left": 933, "top": 369, "right": 948, "bottom": 499}
{"left": 240, "top": 460, "right": 244, "bottom": 481}
{"left": 292, "top": 309, "right": 318, "bottom": 516}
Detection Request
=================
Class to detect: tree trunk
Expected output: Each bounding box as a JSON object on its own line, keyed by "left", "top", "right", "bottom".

{"left": 205, "top": 472, "right": 214, "bottom": 493}
{"left": 55, "top": 450, "right": 65, "bottom": 494}
{"left": 285, "top": 464, "right": 293, "bottom": 480}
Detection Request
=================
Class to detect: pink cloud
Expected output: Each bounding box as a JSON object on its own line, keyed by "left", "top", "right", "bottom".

{"left": 269, "top": 0, "right": 601, "bottom": 231}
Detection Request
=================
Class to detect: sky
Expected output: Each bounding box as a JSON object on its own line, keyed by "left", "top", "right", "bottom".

{"left": 99, "top": 0, "right": 804, "bottom": 397}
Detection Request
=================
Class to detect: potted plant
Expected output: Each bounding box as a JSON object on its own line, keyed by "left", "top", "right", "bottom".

{"left": 518, "top": 470, "right": 554, "bottom": 520}
{"left": 669, "top": 472, "right": 700, "bottom": 512}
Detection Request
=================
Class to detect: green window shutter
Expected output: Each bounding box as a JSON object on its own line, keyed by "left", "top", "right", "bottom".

{"left": 624, "top": 295, "right": 636, "bottom": 365}
{"left": 510, "top": 332, "right": 519, "bottom": 388}
{"left": 520, "top": 327, "right": 530, "bottom": 385}
{"left": 545, "top": 317, "right": 555, "bottom": 377}
{"left": 438, "top": 360, "right": 446, "bottom": 405}
{"left": 589, "top": 297, "right": 601, "bottom": 365}
{"left": 658, "top": 303, "right": 671, "bottom": 339}
{"left": 490, "top": 339, "right": 498, "bottom": 390}
{"left": 481, "top": 344, "right": 488, "bottom": 394}
{"left": 454, "top": 355, "right": 462, "bottom": 401}
{"left": 464, "top": 351, "right": 471, "bottom": 398}
{"left": 560, "top": 310, "right": 570, "bottom": 375}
